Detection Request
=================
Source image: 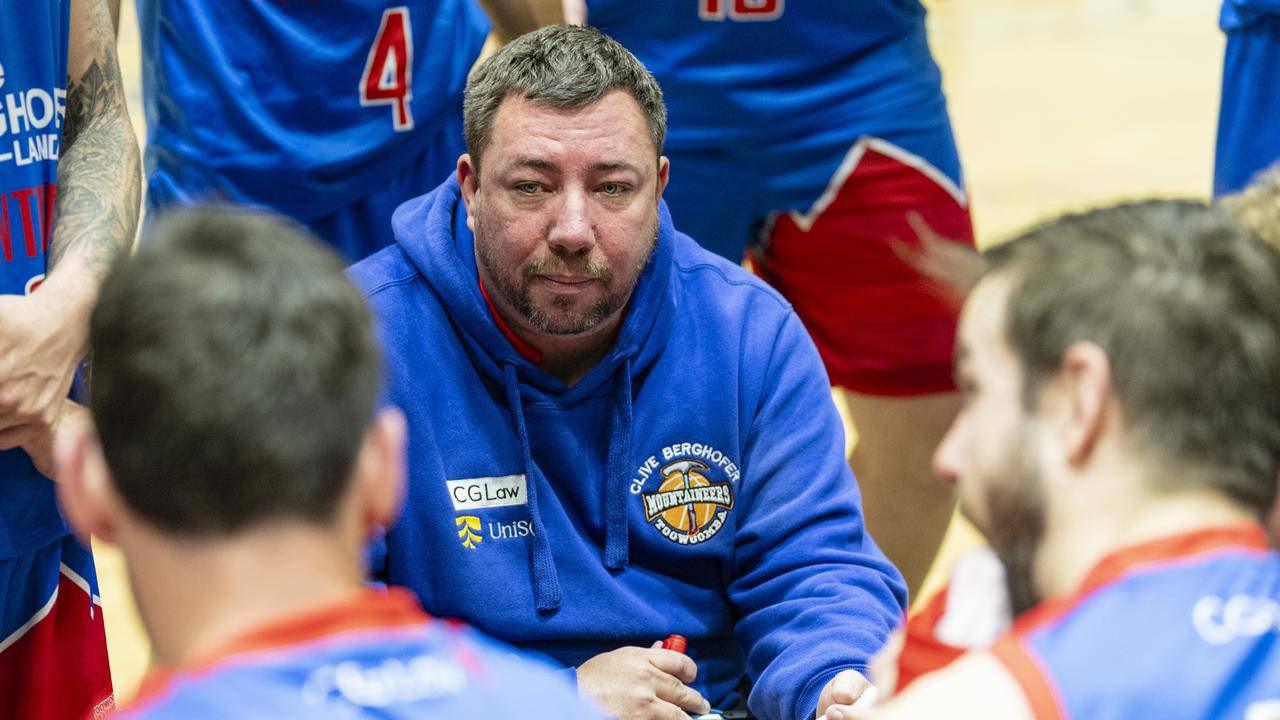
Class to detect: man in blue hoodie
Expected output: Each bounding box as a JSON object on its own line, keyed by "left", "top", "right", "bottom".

{"left": 350, "top": 25, "right": 908, "bottom": 720}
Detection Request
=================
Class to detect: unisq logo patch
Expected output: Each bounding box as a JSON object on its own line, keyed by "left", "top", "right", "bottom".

{"left": 641, "top": 459, "right": 735, "bottom": 545}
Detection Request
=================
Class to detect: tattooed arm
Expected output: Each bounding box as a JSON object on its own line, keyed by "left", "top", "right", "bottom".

{"left": 55, "top": 0, "right": 140, "bottom": 280}
{"left": 0, "top": 0, "right": 139, "bottom": 474}
{"left": 106, "top": 0, "right": 121, "bottom": 36}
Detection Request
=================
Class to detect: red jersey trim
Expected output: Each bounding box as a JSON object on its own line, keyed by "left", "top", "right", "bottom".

{"left": 1010, "top": 523, "right": 1268, "bottom": 637}
{"left": 986, "top": 524, "right": 1268, "bottom": 720}
{"left": 478, "top": 279, "right": 544, "bottom": 364}
{"left": 129, "top": 587, "right": 428, "bottom": 708}
{"left": 897, "top": 590, "right": 966, "bottom": 691}
{"left": 991, "top": 638, "right": 1067, "bottom": 720}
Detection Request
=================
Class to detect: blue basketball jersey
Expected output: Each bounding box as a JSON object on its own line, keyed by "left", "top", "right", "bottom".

{"left": 115, "top": 589, "right": 605, "bottom": 719}
{"left": 1223, "top": 0, "right": 1280, "bottom": 30}
{"left": 0, "top": 0, "right": 72, "bottom": 559}
{"left": 583, "top": 1, "right": 954, "bottom": 175}
{"left": 137, "top": 1, "right": 488, "bottom": 224}
{"left": 1216, "top": 0, "right": 1280, "bottom": 195}
{"left": 991, "top": 525, "right": 1280, "bottom": 719}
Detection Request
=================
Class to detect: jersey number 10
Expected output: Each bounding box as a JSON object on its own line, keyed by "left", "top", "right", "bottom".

{"left": 699, "top": 0, "right": 784, "bottom": 20}
{"left": 360, "top": 7, "right": 414, "bottom": 132}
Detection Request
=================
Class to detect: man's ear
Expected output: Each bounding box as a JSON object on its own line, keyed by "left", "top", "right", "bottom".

{"left": 1054, "top": 341, "right": 1112, "bottom": 467}
{"left": 352, "top": 407, "right": 408, "bottom": 535}
{"left": 458, "top": 154, "right": 479, "bottom": 232}
{"left": 54, "top": 417, "right": 121, "bottom": 546}
{"left": 656, "top": 156, "right": 670, "bottom": 198}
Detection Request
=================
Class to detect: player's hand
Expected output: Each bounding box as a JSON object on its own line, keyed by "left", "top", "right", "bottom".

{"left": 0, "top": 291, "right": 87, "bottom": 434}
{"left": 868, "top": 630, "right": 905, "bottom": 699}
{"left": 815, "top": 668, "right": 875, "bottom": 720}
{"left": 577, "top": 644, "right": 711, "bottom": 719}
{"left": 1, "top": 400, "right": 90, "bottom": 481}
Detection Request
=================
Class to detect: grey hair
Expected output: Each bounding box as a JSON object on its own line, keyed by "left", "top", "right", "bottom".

{"left": 463, "top": 24, "right": 666, "bottom": 166}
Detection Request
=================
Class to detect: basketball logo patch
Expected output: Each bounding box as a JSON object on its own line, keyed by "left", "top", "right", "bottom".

{"left": 642, "top": 458, "right": 735, "bottom": 545}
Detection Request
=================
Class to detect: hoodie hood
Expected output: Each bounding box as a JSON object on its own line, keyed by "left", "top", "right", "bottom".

{"left": 389, "top": 176, "right": 677, "bottom": 610}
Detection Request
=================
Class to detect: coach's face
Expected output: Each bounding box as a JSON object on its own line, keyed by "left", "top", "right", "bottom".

{"left": 459, "top": 91, "right": 669, "bottom": 336}
{"left": 933, "top": 275, "right": 1048, "bottom": 615}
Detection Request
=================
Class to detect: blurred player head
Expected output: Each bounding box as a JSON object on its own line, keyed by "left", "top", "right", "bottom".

{"left": 56, "top": 206, "right": 405, "bottom": 551}
{"left": 1219, "top": 166, "right": 1280, "bottom": 544}
{"left": 934, "top": 199, "right": 1280, "bottom": 613}
{"left": 1220, "top": 162, "right": 1280, "bottom": 251}
{"left": 456, "top": 25, "right": 670, "bottom": 339}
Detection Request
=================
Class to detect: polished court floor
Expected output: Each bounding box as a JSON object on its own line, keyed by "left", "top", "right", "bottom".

{"left": 98, "top": 0, "right": 1225, "bottom": 702}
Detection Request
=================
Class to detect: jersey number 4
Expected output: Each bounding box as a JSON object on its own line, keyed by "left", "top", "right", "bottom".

{"left": 699, "top": 0, "right": 783, "bottom": 21}
{"left": 360, "top": 7, "right": 414, "bottom": 131}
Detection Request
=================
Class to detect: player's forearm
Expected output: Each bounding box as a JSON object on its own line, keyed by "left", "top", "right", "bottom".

{"left": 478, "top": 0, "right": 565, "bottom": 43}
{"left": 106, "top": 0, "right": 122, "bottom": 35}
{"left": 49, "top": 11, "right": 140, "bottom": 331}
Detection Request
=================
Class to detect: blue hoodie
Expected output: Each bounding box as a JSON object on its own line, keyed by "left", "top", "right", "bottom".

{"left": 349, "top": 177, "right": 907, "bottom": 720}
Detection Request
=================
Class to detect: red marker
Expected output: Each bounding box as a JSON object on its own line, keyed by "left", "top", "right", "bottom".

{"left": 661, "top": 634, "right": 687, "bottom": 653}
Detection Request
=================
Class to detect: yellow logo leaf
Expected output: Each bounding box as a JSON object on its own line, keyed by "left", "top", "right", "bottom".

{"left": 455, "top": 515, "right": 482, "bottom": 550}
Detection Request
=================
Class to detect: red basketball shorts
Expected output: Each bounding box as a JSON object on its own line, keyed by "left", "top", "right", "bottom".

{"left": 753, "top": 139, "right": 974, "bottom": 395}
{"left": 0, "top": 535, "right": 114, "bottom": 719}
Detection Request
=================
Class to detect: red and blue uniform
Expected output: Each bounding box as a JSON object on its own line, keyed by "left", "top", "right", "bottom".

{"left": 136, "top": 1, "right": 489, "bottom": 261}
{"left": 991, "top": 525, "right": 1280, "bottom": 719}
{"left": 0, "top": 2, "right": 113, "bottom": 717}
{"left": 115, "top": 588, "right": 606, "bottom": 719}
{"left": 585, "top": 0, "right": 973, "bottom": 394}
{"left": 1215, "top": 1, "right": 1280, "bottom": 195}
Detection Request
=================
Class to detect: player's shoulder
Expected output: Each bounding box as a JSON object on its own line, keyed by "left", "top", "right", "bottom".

{"left": 1017, "top": 541, "right": 1280, "bottom": 655}
{"left": 422, "top": 622, "right": 606, "bottom": 718}
{"left": 117, "top": 619, "right": 599, "bottom": 719}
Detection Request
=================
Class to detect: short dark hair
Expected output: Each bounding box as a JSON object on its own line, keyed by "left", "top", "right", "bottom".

{"left": 984, "top": 199, "right": 1280, "bottom": 513}
{"left": 463, "top": 24, "right": 666, "bottom": 164}
{"left": 89, "top": 207, "right": 382, "bottom": 536}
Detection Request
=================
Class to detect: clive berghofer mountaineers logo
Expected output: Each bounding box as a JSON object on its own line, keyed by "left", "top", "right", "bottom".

{"left": 636, "top": 443, "right": 739, "bottom": 545}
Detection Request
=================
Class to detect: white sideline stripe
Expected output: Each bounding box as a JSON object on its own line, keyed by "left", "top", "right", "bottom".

{"left": 60, "top": 561, "right": 103, "bottom": 614}
{"left": 0, "top": 559, "right": 105, "bottom": 654}
{"left": 0, "top": 586, "right": 59, "bottom": 655}
{"left": 787, "top": 136, "right": 969, "bottom": 233}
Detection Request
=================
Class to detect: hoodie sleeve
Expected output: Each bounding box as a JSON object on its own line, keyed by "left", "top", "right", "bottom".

{"left": 730, "top": 311, "right": 909, "bottom": 720}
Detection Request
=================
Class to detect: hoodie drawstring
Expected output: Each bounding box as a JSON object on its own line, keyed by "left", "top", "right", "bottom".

{"left": 503, "top": 363, "right": 563, "bottom": 612}
{"left": 604, "top": 357, "right": 633, "bottom": 570}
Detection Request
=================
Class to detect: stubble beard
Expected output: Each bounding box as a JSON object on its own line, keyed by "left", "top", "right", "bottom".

{"left": 959, "top": 428, "right": 1048, "bottom": 617}
{"left": 474, "top": 210, "right": 658, "bottom": 336}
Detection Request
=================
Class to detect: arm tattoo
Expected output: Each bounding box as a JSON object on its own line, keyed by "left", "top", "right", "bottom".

{"left": 51, "top": 1, "right": 140, "bottom": 280}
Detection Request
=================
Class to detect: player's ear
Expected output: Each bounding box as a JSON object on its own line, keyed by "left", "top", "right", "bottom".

{"left": 1054, "top": 341, "right": 1112, "bottom": 467}
{"left": 656, "top": 156, "right": 670, "bottom": 198}
{"left": 354, "top": 407, "right": 408, "bottom": 533}
{"left": 457, "top": 154, "right": 479, "bottom": 231}
{"left": 54, "top": 416, "right": 121, "bottom": 546}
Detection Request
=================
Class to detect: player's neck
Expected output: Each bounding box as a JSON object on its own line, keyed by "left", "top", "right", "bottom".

{"left": 509, "top": 309, "right": 624, "bottom": 387}
{"left": 1035, "top": 469, "right": 1256, "bottom": 603}
{"left": 123, "top": 522, "right": 366, "bottom": 669}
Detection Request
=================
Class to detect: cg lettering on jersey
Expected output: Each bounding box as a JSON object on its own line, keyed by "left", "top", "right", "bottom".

{"left": 1191, "top": 593, "right": 1280, "bottom": 645}
{"left": 446, "top": 474, "right": 527, "bottom": 511}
